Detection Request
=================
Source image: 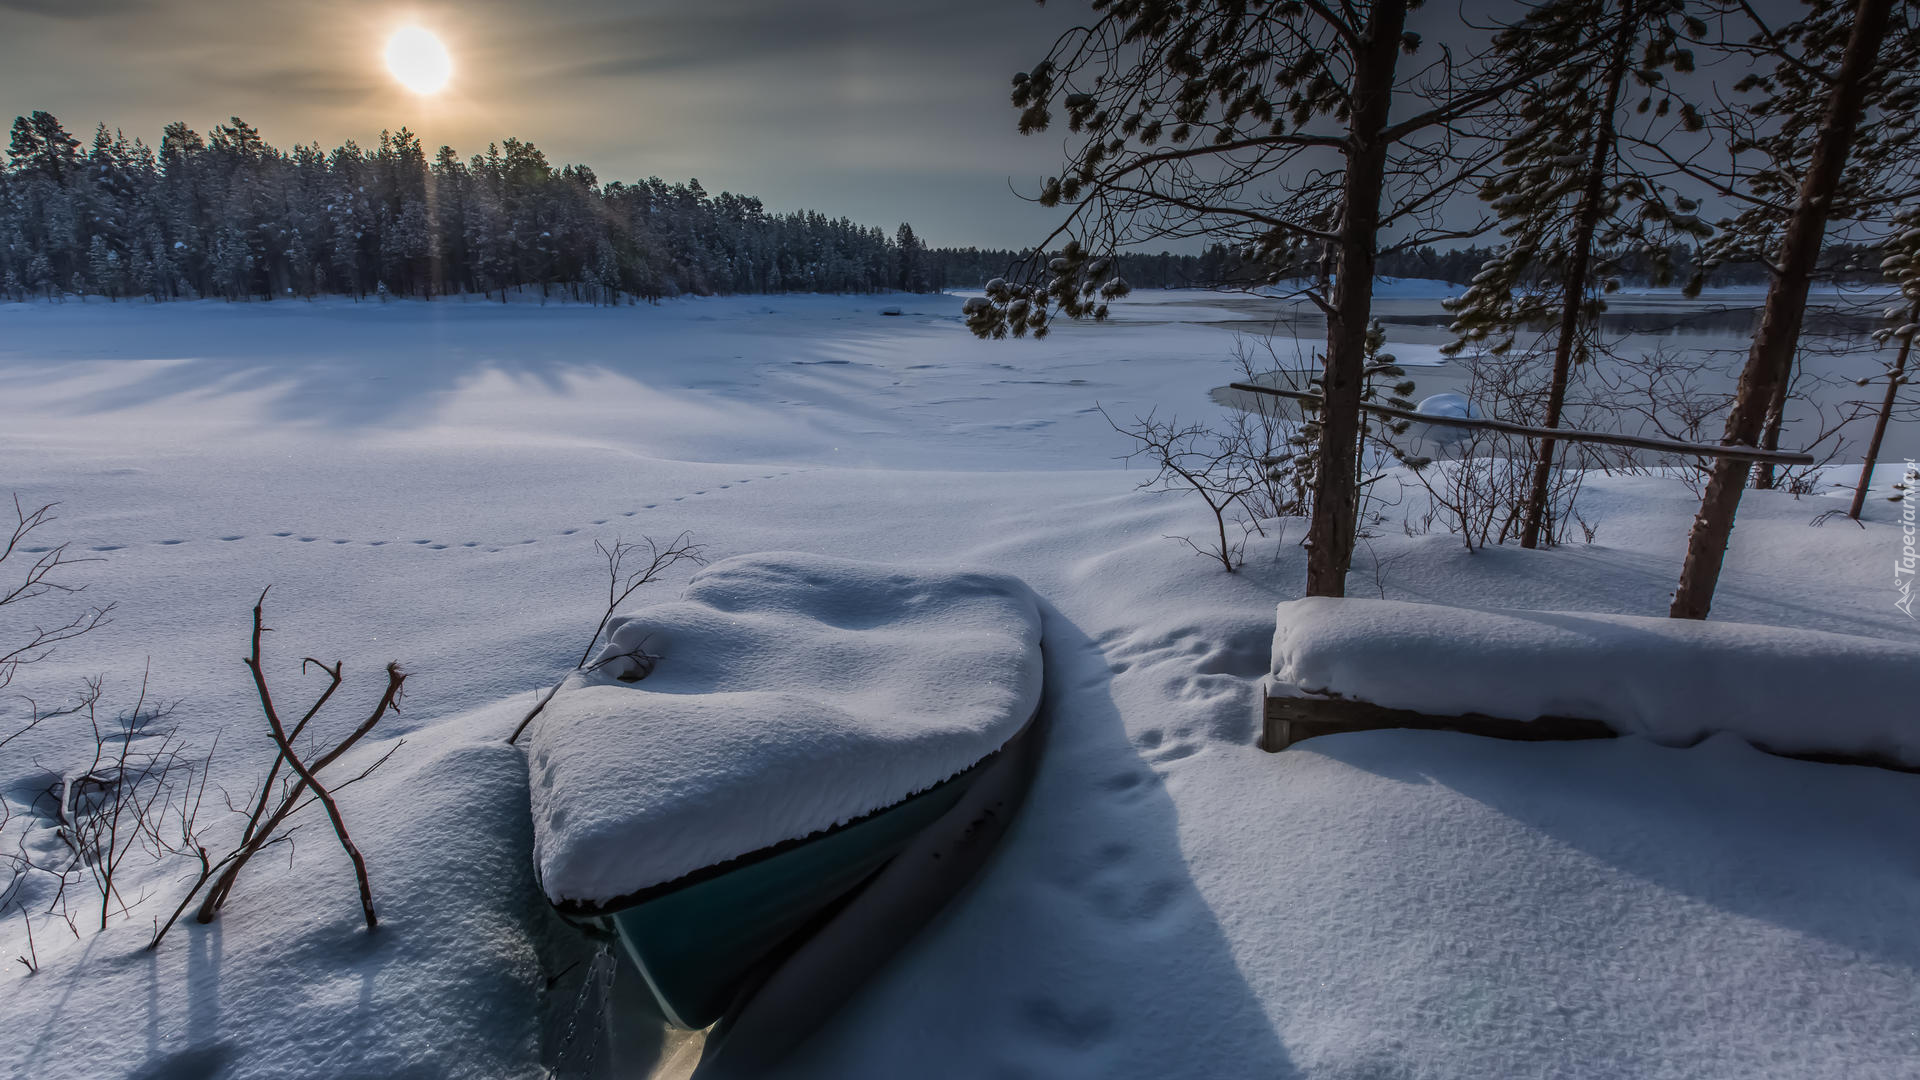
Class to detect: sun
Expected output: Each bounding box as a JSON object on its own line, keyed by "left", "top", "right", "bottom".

{"left": 385, "top": 26, "right": 452, "bottom": 95}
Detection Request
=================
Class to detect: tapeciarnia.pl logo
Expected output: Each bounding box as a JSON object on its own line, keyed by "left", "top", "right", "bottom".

{"left": 1898, "top": 460, "right": 1918, "bottom": 619}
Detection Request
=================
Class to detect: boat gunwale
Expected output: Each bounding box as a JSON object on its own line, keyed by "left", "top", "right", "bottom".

{"left": 546, "top": 707, "right": 1038, "bottom": 919}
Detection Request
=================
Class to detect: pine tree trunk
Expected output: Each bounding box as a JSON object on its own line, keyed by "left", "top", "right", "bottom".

{"left": 1848, "top": 314, "right": 1915, "bottom": 519}
{"left": 1520, "top": 2, "right": 1637, "bottom": 550}
{"left": 1753, "top": 361, "right": 1795, "bottom": 488}
{"left": 1669, "top": 0, "right": 1895, "bottom": 619}
{"left": 1305, "top": 0, "right": 1410, "bottom": 598}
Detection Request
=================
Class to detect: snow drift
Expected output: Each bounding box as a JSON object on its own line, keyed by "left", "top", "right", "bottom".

{"left": 1268, "top": 598, "right": 1920, "bottom": 766}
{"left": 526, "top": 552, "right": 1045, "bottom": 909}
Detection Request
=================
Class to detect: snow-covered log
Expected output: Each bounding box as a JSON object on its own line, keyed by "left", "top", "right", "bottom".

{"left": 1266, "top": 598, "right": 1920, "bottom": 768}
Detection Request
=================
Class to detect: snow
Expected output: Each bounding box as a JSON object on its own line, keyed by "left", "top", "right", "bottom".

{"left": 528, "top": 551, "right": 1043, "bottom": 907}
{"left": 1409, "top": 391, "right": 1483, "bottom": 454}
{"left": 1269, "top": 597, "right": 1920, "bottom": 766}
{"left": 1, "top": 700, "right": 550, "bottom": 1080}
{"left": 1415, "top": 391, "right": 1478, "bottom": 418}
{"left": 0, "top": 290, "right": 1916, "bottom": 1080}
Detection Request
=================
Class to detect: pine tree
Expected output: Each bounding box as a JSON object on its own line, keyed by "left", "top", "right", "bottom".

{"left": 1847, "top": 210, "right": 1920, "bottom": 520}
{"left": 8, "top": 112, "right": 80, "bottom": 184}
{"left": 1443, "top": 0, "right": 1710, "bottom": 547}
{"left": 895, "top": 222, "right": 925, "bottom": 293}
{"left": 968, "top": 0, "right": 1574, "bottom": 594}
{"left": 1690, "top": 3, "right": 1920, "bottom": 490}
{"left": 1670, "top": 0, "right": 1919, "bottom": 619}
{"left": 86, "top": 234, "right": 118, "bottom": 298}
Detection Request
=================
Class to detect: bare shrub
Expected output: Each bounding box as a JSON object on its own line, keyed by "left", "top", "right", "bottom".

{"left": 1, "top": 497, "right": 114, "bottom": 694}
{"left": 134, "top": 591, "right": 409, "bottom": 948}
{"left": 1104, "top": 406, "right": 1279, "bottom": 573}
{"left": 1, "top": 497, "right": 116, "bottom": 968}
{"left": 51, "top": 667, "right": 198, "bottom": 932}
{"left": 507, "top": 533, "right": 707, "bottom": 744}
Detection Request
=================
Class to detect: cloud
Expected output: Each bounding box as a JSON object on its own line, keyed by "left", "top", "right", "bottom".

{"left": 0, "top": 0, "right": 140, "bottom": 16}
{"left": 198, "top": 62, "right": 384, "bottom": 103}
{"left": 525, "top": 0, "right": 1007, "bottom": 84}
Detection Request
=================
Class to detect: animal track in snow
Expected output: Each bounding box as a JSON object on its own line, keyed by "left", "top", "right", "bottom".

{"left": 113, "top": 468, "right": 811, "bottom": 557}
{"left": 1147, "top": 741, "right": 1200, "bottom": 765}
{"left": 1072, "top": 840, "right": 1186, "bottom": 927}
{"left": 1098, "top": 769, "right": 1152, "bottom": 796}
{"left": 1132, "top": 725, "right": 1202, "bottom": 769}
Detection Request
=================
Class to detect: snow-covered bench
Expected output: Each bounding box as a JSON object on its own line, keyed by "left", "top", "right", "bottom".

{"left": 1263, "top": 598, "right": 1920, "bottom": 770}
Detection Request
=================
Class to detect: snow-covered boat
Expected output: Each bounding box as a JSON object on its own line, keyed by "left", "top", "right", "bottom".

{"left": 526, "top": 552, "right": 1047, "bottom": 1052}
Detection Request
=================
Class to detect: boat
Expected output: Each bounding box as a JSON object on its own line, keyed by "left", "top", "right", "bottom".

{"left": 525, "top": 552, "right": 1048, "bottom": 1070}
{"left": 553, "top": 704, "right": 1041, "bottom": 1034}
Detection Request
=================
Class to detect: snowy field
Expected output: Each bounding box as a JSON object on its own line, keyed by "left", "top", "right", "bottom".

{"left": 1, "top": 288, "right": 1917, "bottom": 1079}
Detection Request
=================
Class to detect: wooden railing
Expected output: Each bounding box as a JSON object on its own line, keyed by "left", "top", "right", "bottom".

{"left": 1226, "top": 382, "right": 1817, "bottom": 466}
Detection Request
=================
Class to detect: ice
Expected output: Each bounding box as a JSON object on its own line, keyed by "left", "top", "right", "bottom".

{"left": 526, "top": 552, "right": 1044, "bottom": 906}
{"left": 1414, "top": 391, "right": 1478, "bottom": 418}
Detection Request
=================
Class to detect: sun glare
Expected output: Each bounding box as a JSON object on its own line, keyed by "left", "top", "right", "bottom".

{"left": 385, "top": 27, "right": 451, "bottom": 95}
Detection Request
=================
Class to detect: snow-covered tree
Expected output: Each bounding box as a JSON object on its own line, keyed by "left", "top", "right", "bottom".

{"left": 1443, "top": 0, "right": 1711, "bottom": 548}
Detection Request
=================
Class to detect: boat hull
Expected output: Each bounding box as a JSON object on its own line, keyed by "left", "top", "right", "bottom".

{"left": 574, "top": 750, "right": 989, "bottom": 1031}
{"left": 697, "top": 703, "right": 1047, "bottom": 1075}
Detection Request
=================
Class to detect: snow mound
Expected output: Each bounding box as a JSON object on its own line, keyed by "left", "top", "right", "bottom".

{"left": 527, "top": 552, "right": 1045, "bottom": 908}
{"left": 1410, "top": 392, "right": 1482, "bottom": 454}
{"left": 1, "top": 700, "right": 548, "bottom": 1080}
{"left": 1269, "top": 598, "right": 1920, "bottom": 766}
{"left": 1415, "top": 392, "right": 1479, "bottom": 419}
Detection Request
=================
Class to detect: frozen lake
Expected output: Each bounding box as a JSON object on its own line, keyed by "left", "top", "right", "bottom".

{"left": 1206, "top": 282, "right": 1917, "bottom": 465}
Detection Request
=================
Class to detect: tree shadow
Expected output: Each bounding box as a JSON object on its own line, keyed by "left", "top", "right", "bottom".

{"left": 2, "top": 298, "right": 955, "bottom": 434}
{"left": 23, "top": 301, "right": 602, "bottom": 430}
{"left": 778, "top": 602, "right": 1298, "bottom": 1078}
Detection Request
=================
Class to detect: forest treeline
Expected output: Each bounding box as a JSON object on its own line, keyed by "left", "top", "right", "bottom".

{"left": 1, "top": 110, "right": 1847, "bottom": 305}
{"left": 0, "top": 112, "right": 943, "bottom": 303}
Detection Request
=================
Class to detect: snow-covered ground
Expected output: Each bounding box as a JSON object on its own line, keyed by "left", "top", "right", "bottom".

{"left": 1, "top": 288, "right": 1916, "bottom": 1079}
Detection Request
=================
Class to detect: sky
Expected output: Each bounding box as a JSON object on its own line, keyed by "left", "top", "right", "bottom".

{"left": 0, "top": 0, "right": 1085, "bottom": 249}
{"left": 1, "top": 0, "right": 1804, "bottom": 251}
